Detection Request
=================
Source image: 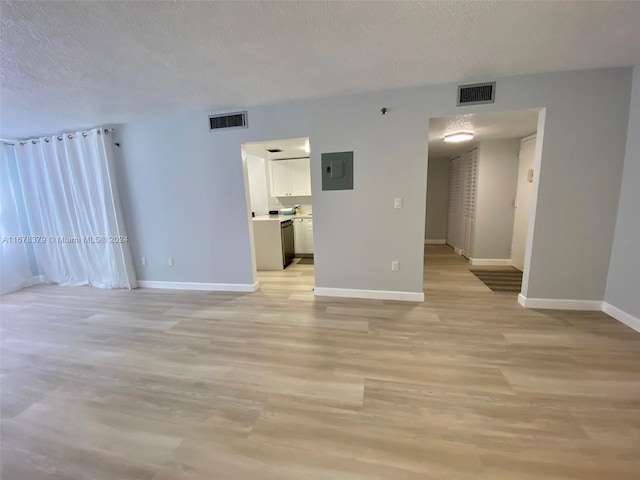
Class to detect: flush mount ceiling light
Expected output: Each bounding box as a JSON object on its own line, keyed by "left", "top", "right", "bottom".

{"left": 443, "top": 114, "right": 475, "bottom": 143}
{"left": 443, "top": 131, "right": 474, "bottom": 143}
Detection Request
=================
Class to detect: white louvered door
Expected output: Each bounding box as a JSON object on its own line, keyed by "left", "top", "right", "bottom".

{"left": 447, "top": 156, "right": 462, "bottom": 249}
{"left": 461, "top": 149, "right": 478, "bottom": 259}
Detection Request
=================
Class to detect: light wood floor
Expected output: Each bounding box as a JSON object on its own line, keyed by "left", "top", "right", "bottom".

{"left": 1, "top": 245, "right": 639, "bottom": 479}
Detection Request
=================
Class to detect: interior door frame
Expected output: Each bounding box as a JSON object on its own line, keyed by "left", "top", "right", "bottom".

{"left": 426, "top": 108, "right": 547, "bottom": 302}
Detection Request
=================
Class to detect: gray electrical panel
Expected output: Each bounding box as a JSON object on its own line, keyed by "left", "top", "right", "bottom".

{"left": 321, "top": 151, "right": 353, "bottom": 191}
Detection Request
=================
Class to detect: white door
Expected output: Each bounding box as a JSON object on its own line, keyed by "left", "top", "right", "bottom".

{"left": 511, "top": 135, "right": 536, "bottom": 271}
{"left": 288, "top": 158, "right": 311, "bottom": 196}
{"left": 447, "top": 156, "right": 462, "bottom": 250}
{"left": 461, "top": 149, "right": 478, "bottom": 259}
{"left": 269, "top": 160, "right": 290, "bottom": 197}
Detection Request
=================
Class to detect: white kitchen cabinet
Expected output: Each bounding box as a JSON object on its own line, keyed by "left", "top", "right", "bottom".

{"left": 269, "top": 160, "right": 291, "bottom": 197}
{"left": 293, "top": 217, "right": 314, "bottom": 254}
{"left": 304, "top": 219, "right": 314, "bottom": 253}
{"left": 288, "top": 159, "right": 312, "bottom": 196}
{"left": 293, "top": 218, "right": 305, "bottom": 254}
{"left": 269, "top": 158, "right": 311, "bottom": 197}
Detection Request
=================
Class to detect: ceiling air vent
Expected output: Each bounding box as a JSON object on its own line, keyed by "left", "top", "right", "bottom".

{"left": 457, "top": 82, "right": 496, "bottom": 106}
{"left": 209, "top": 111, "right": 248, "bottom": 131}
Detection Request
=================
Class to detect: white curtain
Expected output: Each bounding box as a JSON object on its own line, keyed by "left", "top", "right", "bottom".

{"left": 0, "top": 144, "right": 34, "bottom": 294}
{"left": 14, "top": 128, "right": 137, "bottom": 289}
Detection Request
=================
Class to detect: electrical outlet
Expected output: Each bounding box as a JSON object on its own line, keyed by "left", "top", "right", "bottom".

{"left": 141, "top": 257, "right": 147, "bottom": 266}
{"left": 394, "top": 197, "right": 402, "bottom": 209}
{"left": 167, "top": 257, "right": 174, "bottom": 267}
{"left": 391, "top": 261, "right": 399, "bottom": 271}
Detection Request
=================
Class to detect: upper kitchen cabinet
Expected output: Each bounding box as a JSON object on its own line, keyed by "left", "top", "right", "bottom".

{"left": 269, "top": 158, "right": 311, "bottom": 197}
{"left": 269, "top": 160, "right": 291, "bottom": 197}
{"left": 288, "top": 158, "right": 311, "bottom": 196}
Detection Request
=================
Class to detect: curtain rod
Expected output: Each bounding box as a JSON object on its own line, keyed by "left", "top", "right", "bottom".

{"left": 11, "top": 128, "right": 114, "bottom": 146}
{"left": 1, "top": 139, "right": 16, "bottom": 146}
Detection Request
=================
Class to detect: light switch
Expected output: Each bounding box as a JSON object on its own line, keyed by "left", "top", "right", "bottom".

{"left": 141, "top": 257, "right": 147, "bottom": 266}
{"left": 394, "top": 197, "right": 402, "bottom": 209}
{"left": 167, "top": 257, "right": 174, "bottom": 266}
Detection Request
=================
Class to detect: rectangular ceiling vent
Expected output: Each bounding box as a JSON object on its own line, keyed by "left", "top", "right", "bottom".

{"left": 457, "top": 82, "right": 496, "bottom": 106}
{"left": 209, "top": 111, "right": 248, "bottom": 131}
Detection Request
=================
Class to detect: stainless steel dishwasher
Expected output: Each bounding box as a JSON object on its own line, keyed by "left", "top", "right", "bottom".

{"left": 280, "top": 219, "right": 295, "bottom": 268}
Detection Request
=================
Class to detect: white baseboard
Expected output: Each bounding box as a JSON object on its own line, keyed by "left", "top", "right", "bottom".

{"left": 469, "top": 258, "right": 512, "bottom": 266}
{"left": 30, "top": 275, "right": 45, "bottom": 285}
{"left": 425, "top": 239, "right": 447, "bottom": 244}
{"left": 138, "top": 280, "right": 258, "bottom": 293}
{"left": 453, "top": 247, "right": 462, "bottom": 256}
{"left": 518, "top": 295, "right": 639, "bottom": 334}
{"left": 314, "top": 287, "right": 424, "bottom": 302}
{"left": 517, "top": 294, "right": 602, "bottom": 310}
{"left": 602, "top": 302, "right": 640, "bottom": 333}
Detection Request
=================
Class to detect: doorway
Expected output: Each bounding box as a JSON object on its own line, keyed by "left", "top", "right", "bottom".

{"left": 425, "top": 109, "right": 544, "bottom": 297}
{"left": 241, "top": 137, "right": 315, "bottom": 291}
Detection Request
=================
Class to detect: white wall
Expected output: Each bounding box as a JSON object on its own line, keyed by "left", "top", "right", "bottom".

{"left": 246, "top": 154, "right": 269, "bottom": 216}
{"left": 511, "top": 135, "right": 537, "bottom": 271}
{"left": 115, "top": 67, "right": 632, "bottom": 300}
{"left": 473, "top": 139, "right": 520, "bottom": 260}
{"left": 425, "top": 157, "right": 449, "bottom": 241}
{"left": 113, "top": 118, "right": 256, "bottom": 285}
{"left": 605, "top": 65, "right": 640, "bottom": 319}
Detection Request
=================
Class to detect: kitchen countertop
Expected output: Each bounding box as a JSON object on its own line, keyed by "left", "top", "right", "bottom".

{"left": 253, "top": 214, "right": 312, "bottom": 222}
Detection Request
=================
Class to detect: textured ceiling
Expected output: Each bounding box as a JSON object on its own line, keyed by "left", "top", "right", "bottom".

{"left": 429, "top": 109, "right": 539, "bottom": 158}
{"left": 2, "top": 1, "right": 640, "bottom": 138}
